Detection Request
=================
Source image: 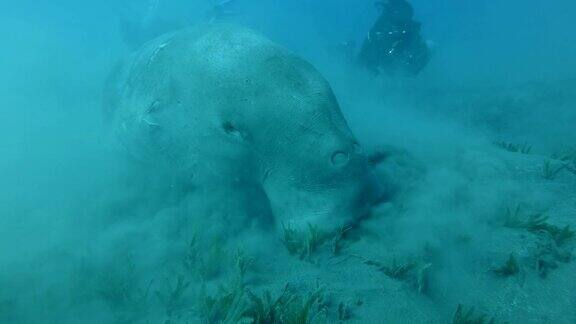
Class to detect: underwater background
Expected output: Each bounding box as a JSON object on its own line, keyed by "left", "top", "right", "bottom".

{"left": 1, "top": 0, "right": 576, "bottom": 323}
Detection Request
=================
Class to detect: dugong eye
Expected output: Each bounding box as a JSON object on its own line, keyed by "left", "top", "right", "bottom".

{"left": 222, "top": 121, "right": 243, "bottom": 138}
{"left": 331, "top": 151, "right": 350, "bottom": 167}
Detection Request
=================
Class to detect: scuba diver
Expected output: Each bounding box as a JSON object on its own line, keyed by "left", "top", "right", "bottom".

{"left": 119, "top": 0, "right": 238, "bottom": 49}
{"left": 206, "top": 0, "right": 238, "bottom": 22}
{"left": 358, "top": 0, "right": 430, "bottom": 76}
{"left": 119, "top": 0, "right": 183, "bottom": 49}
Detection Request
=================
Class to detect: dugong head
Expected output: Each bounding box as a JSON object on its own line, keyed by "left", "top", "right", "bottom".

{"left": 108, "top": 24, "right": 385, "bottom": 233}
{"left": 237, "top": 53, "right": 385, "bottom": 230}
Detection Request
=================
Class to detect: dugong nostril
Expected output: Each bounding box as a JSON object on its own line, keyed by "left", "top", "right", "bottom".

{"left": 331, "top": 151, "right": 350, "bottom": 167}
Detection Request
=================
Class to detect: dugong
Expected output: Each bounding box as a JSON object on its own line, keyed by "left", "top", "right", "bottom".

{"left": 107, "top": 24, "right": 384, "bottom": 233}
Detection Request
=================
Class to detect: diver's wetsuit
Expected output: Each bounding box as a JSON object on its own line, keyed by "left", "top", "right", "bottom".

{"left": 358, "top": 0, "right": 430, "bottom": 76}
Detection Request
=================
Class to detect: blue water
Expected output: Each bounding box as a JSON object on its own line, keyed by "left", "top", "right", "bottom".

{"left": 1, "top": 1, "right": 576, "bottom": 323}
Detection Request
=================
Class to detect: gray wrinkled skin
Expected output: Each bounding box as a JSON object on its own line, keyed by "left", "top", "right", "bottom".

{"left": 108, "top": 24, "right": 384, "bottom": 233}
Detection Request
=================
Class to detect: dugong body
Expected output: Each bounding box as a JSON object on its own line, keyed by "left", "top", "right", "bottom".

{"left": 108, "top": 24, "right": 383, "bottom": 232}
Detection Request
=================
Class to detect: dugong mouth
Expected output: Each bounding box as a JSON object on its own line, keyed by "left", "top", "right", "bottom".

{"left": 354, "top": 177, "right": 389, "bottom": 222}
{"left": 371, "top": 191, "right": 389, "bottom": 209}
{"left": 285, "top": 173, "right": 387, "bottom": 231}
